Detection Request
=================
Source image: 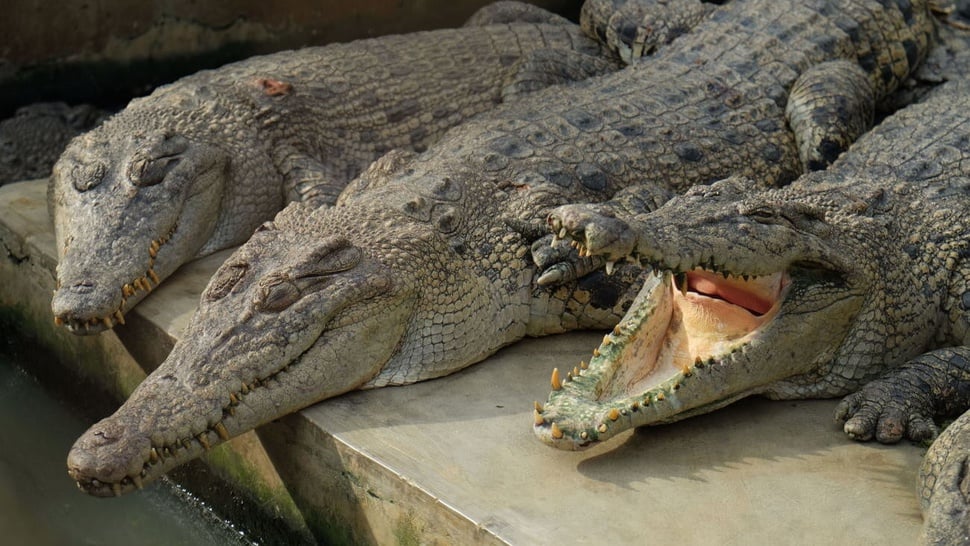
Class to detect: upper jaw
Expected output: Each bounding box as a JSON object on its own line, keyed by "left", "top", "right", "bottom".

{"left": 52, "top": 226, "right": 176, "bottom": 334}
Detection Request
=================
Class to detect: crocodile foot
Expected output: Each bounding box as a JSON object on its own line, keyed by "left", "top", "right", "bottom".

{"left": 531, "top": 234, "right": 607, "bottom": 286}
{"left": 834, "top": 377, "right": 939, "bottom": 443}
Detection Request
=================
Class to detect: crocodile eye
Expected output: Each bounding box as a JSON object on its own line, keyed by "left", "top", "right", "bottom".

{"left": 129, "top": 155, "right": 180, "bottom": 187}
{"left": 203, "top": 264, "right": 247, "bottom": 302}
{"left": 309, "top": 246, "right": 361, "bottom": 275}
{"left": 256, "top": 279, "right": 301, "bottom": 313}
{"left": 71, "top": 162, "right": 107, "bottom": 192}
{"left": 746, "top": 207, "right": 778, "bottom": 222}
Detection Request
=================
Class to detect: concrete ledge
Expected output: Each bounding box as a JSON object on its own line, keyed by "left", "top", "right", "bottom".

{"left": 1, "top": 179, "right": 927, "bottom": 544}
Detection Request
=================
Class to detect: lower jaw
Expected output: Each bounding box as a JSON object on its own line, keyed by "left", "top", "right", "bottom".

{"left": 56, "top": 314, "right": 120, "bottom": 335}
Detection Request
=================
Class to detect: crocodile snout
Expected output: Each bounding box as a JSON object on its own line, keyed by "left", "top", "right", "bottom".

{"left": 68, "top": 415, "right": 152, "bottom": 497}
{"left": 51, "top": 278, "right": 123, "bottom": 334}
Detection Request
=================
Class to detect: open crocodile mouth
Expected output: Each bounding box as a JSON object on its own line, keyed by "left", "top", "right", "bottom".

{"left": 534, "top": 267, "right": 790, "bottom": 448}
{"left": 53, "top": 224, "right": 176, "bottom": 334}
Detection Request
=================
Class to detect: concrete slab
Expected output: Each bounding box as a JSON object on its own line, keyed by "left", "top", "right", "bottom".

{"left": 1, "top": 179, "right": 928, "bottom": 545}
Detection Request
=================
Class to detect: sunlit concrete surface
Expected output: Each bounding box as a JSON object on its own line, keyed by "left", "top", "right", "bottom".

{"left": 1, "top": 179, "right": 927, "bottom": 544}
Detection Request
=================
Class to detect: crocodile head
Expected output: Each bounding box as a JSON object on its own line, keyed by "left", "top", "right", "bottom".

{"left": 49, "top": 92, "right": 234, "bottom": 335}
{"left": 66, "top": 197, "right": 453, "bottom": 495}
{"left": 536, "top": 177, "right": 879, "bottom": 449}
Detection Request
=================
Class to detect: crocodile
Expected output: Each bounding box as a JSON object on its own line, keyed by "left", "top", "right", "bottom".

{"left": 66, "top": 0, "right": 935, "bottom": 496}
{"left": 535, "top": 68, "right": 970, "bottom": 543}
{"left": 0, "top": 102, "right": 106, "bottom": 186}
{"left": 47, "top": 8, "right": 619, "bottom": 335}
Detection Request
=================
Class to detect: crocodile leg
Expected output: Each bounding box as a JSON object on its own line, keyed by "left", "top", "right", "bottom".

{"left": 581, "top": 0, "right": 722, "bottom": 62}
{"left": 786, "top": 60, "right": 876, "bottom": 171}
{"left": 835, "top": 347, "right": 970, "bottom": 443}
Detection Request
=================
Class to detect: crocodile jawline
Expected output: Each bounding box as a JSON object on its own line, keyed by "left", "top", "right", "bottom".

{"left": 535, "top": 268, "right": 790, "bottom": 447}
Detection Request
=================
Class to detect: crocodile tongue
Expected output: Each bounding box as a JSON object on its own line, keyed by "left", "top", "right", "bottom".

{"left": 686, "top": 269, "right": 780, "bottom": 316}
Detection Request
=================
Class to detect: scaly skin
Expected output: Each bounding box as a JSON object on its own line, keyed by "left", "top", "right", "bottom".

{"left": 66, "top": 175, "right": 643, "bottom": 497}
{"left": 539, "top": 75, "right": 970, "bottom": 541}
{"left": 580, "top": 0, "right": 724, "bottom": 62}
{"left": 0, "top": 103, "right": 105, "bottom": 185}
{"left": 47, "top": 14, "right": 617, "bottom": 335}
{"left": 67, "top": 0, "right": 934, "bottom": 495}
{"left": 920, "top": 408, "right": 970, "bottom": 545}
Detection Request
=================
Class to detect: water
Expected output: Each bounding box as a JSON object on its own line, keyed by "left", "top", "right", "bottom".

{"left": 0, "top": 349, "right": 254, "bottom": 546}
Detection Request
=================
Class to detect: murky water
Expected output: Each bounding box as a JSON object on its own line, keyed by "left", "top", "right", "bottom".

{"left": 0, "top": 349, "right": 254, "bottom": 546}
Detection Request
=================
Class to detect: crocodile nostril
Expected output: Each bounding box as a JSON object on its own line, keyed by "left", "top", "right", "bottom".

{"left": 68, "top": 281, "right": 97, "bottom": 294}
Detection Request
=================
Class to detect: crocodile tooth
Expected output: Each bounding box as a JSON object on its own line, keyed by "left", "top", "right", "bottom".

{"left": 122, "top": 284, "right": 134, "bottom": 297}
{"left": 214, "top": 422, "right": 230, "bottom": 441}
{"left": 148, "top": 269, "right": 160, "bottom": 284}
{"left": 580, "top": 431, "right": 589, "bottom": 440}
{"left": 580, "top": 360, "right": 588, "bottom": 370}
{"left": 572, "top": 366, "right": 580, "bottom": 377}
{"left": 132, "top": 475, "right": 144, "bottom": 490}
{"left": 114, "top": 310, "right": 125, "bottom": 325}
{"left": 608, "top": 408, "right": 620, "bottom": 421}
{"left": 602, "top": 334, "right": 612, "bottom": 346}
{"left": 613, "top": 325, "right": 622, "bottom": 336}
{"left": 53, "top": 316, "right": 64, "bottom": 326}
{"left": 197, "top": 433, "right": 210, "bottom": 451}
{"left": 534, "top": 409, "right": 545, "bottom": 426}
{"left": 101, "top": 317, "right": 113, "bottom": 329}
{"left": 240, "top": 383, "right": 250, "bottom": 394}
{"left": 593, "top": 347, "right": 600, "bottom": 357}
{"left": 550, "top": 368, "right": 562, "bottom": 391}
{"left": 598, "top": 423, "right": 608, "bottom": 434}
{"left": 534, "top": 400, "right": 543, "bottom": 413}
{"left": 149, "top": 447, "right": 160, "bottom": 464}
{"left": 605, "top": 261, "right": 616, "bottom": 275}
{"left": 558, "top": 228, "right": 567, "bottom": 240}
{"left": 112, "top": 483, "right": 122, "bottom": 497}
{"left": 229, "top": 393, "right": 239, "bottom": 405}
{"left": 678, "top": 273, "right": 688, "bottom": 296}
{"left": 550, "top": 422, "right": 564, "bottom": 439}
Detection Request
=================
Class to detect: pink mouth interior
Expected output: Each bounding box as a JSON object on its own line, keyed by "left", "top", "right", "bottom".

{"left": 687, "top": 269, "right": 777, "bottom": 316}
